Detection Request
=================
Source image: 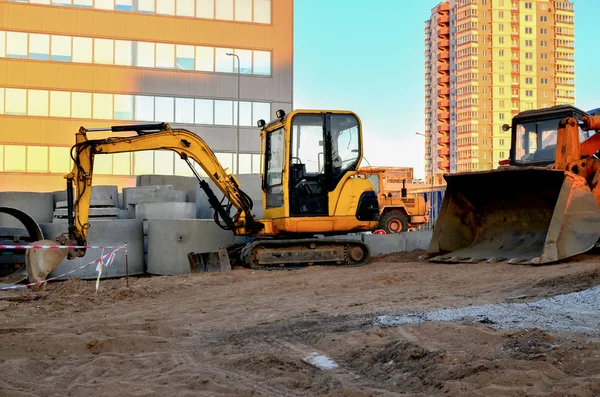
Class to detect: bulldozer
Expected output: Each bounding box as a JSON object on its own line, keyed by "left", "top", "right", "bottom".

{"left": 425, "top": 105, "right": 600, "bottom": 265}
{"left": 357, "top": 167, "right": 428, "bottom": 233}
{"left": 27, "top": 109, "right": 381, "bottom": 281}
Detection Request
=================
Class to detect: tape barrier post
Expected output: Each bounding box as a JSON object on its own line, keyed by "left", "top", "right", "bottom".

{"left": 0, "top": 243, "right": 128, "bottom": 292}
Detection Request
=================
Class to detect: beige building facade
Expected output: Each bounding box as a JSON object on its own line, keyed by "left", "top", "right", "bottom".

{"left": 0, "top": 0, "right": 293, "bottom": 192}
{"left": 424, "top": 0, "right": 574, "bottom": 184}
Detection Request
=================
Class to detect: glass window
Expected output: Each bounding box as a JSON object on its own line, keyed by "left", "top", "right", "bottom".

{"left": 27, "top": 146, "right": 48, "bottom": 172}
{"left": 29, "top": 34, "right": 50, "bottom": 60}
{"left": 73, "top": 37, "right": 93, "bottom": 63}
{"left": 194, "top": 99, "right": 213, "bottom": 124}
{"left": 156, "top": 0, "right": 175, "bottom": 15}
{"left": 137, "top": 0, "right": 154, "bottom": 12}
{"left": 253, "top": 51, "right": 271, "bottom": 75}
{"left": 49, "top": 147, "right": 71, "bottom": 173}
{"left": 93, "top": 93, "right": 113, "bottom": 119}
{"left": 195, "top": 46, "right": 214, "bottom": 71}
{"left": 155, "top": 43, "right": 174, "bottom": 68}
{"left": 234, "top": 49, "right": 252, "bottom": 74}
{"left": 74, "top": 0, "right": 93, "bottom": 7}
{"left": 135, "top": 95, "right": 155, "bottom": 121}
{"left": 5, "top": 88, "right": 27, "bottom": 115}
{"left": 31, "top": 0, "right": 51, "bottom": 4}
{"left": 175, "top": 98, "right": 194, "bottom": 124}
{"left": 235, "top": 0, "right": 251, "bottom": 21}
{"left": 175, "top": 44, "right": 194, "bottom": 70}
{"left": 94, "top": 38, "right": 114, "bottom": 65}
{"left": 253, "top": 0, "right": 270, "bottom": 23}
{"left": 28, "top": 90, "right": 49, "bottom": 117}
{"left": 0, "top": 146, "right": 3, "bottom": 172}
{"left": 155, "top": 97, "right": 174, "bottom": 122}
{"left": 136, "top": 42, "right": 155, "bottom": 67}
{"left": 51, "top": 35, "right": 71, "bottom": 62}
{"left": 50, "top": 91, "right": 71, "bottom": 117}
{"left": 196, "top": 0, "right": 213, "bottom": 18}
{"left": 0, "top": 88, "right": 4, "bottom": 114}
{"left": 114, "top": 94, "right": 133, "bottom": 120}
{"left": 291, "top": 114, "right": 324, "bottom": 174}
{"left": 114, "top": 40, "right": 133, "bottom": 66}
{"left": 5, "top": 145, "right": 26, "bottom": 172}
{"left": 233, "top": 101, "right": 252, "bottom": 126}
{"left": 71, "top": 92, "right": 92, "bottom": 118}
{"left": 94, "top": 154, "right": 113, "bottom": 174}
{"left": 252, "top": 153, "right": 261, "bottom": 173}
{"left": 214, "top": 100, "right": 233, "bottom": 125}
{"left": 215, "top": 48, "right": 234, "bottom": 73}
{"left": 176, "top": 0, "right": 194, "bottom": 16}
{"left": 215, "top": 0, "right": 233, "bottom": 20}
{"left": 252, "top": 102, "right": 270, "bottom": 124}
{"left": 115, "top": 0, "right": 133, "bottom": 11}
{"left": 0, "top": 31, "right": 5, "bottom": 57}
{"left": 95, "top": 0, "right": 114, "bottom": 9}
{"left": 331, "top": 113, "right": 360, "bottom": 179}
{"left": 215, "top": 152, "right": 233, "bottom": 172}
{"left": 112, "top": 153, "right": 131, "bottom": 175}
{"left": 134, "top": 151, "right": 154, "bottom": 175}
{"left": 238, "top": 153, "right": 252, "bottom": 174}
{"left": 6, "top": 32, "right": 27, "bottom": 59}
{"left": 52, "top": 0, "right": 71, "bottom": 4}
{"left": 154, "top": 150, "right": 174, "bottom": 175}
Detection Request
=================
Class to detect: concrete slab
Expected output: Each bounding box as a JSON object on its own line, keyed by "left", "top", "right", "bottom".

{"left": 135, "top": 202, "right": 196, "bottom": 221}
{"left": 146, "top": 219, "right": 235, "bottom": 275}
{"left": 41, "top": 220, "right": 144, "bottom": 279}
{"left": 54, "top": 208, "right": 121, "bottom": 217}
{"left": 196, "top": 174, "right": 263, "bottom": 219}
{"left": 404, "top": 230, "right": 433, "bottom": 251}
{"left": 363, "top": 234, "right": 406, "bottom": 256}
{"left": 54, "top": 186, "right": 119, "bottom": 209}
{"left": 0, "top": 193, "right": 54, "bottom": 227}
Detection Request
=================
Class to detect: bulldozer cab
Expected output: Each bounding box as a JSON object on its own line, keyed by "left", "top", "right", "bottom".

{"left": 508, "top": 105, "right": 594, "bottom": 167}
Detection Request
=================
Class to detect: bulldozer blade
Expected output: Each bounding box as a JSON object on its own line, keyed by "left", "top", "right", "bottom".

{"left": 427, "top": 167, "right": 600, "bottom": 265}
{"left": 25, "top": 240, "right": 69, "bottom": 291}
{"left": 188, "top": 249, "right": 232, "bottom": 273}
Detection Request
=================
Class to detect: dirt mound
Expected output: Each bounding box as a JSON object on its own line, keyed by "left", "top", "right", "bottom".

{"left": 369, "top": 249, "right": 427, "bottom": 264}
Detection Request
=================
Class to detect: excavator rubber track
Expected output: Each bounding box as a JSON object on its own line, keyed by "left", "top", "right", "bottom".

{"left": 240, "top": 238, "right": 371, "bottom": 270}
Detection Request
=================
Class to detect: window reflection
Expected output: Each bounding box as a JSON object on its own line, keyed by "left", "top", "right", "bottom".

{"left": 137, "top": 0, "right": 154, "bottom": 12}
{"left": 252, "top": 102, "right": 270, "bottom": 124}
{"left": 235, "top": 0, "right": 252, "bottom": 21}
{"left": 50, "top": 91, "right": 71, "bottom": 117}
{"left": 215, "top": 48, "right": 234, "bottom": 73}
{"left": 176, "top": 44, "right": 194, "bottom": 70}
{"left": 196, "top": 0, "right": 213, "bottom": 18}
{"left": 6, "top": 32, "right": 27, "bottom": 58}
{"left": 194, "top": 99, "right": 213, "bottom": 124}
{"left": 253, "top": 51, "right": 271, "bottom": 75}
{"left": 112, "top": 152, "right": 131, "bottom": 175}
{"left": 253, "top": 0, "right": 271, "bottom": 24}
{"left": 29, "top": 34, "right": 50, "bottom": 60}
{"left": 71, "top": 92, "right": 92, "bottom": 118}
{"left": 233, "top": 101, "right": 252, "bottom": 126}
{"left": 195, "top": 46, "right": 214, "bottom": 71}
{"left": 0, "top": 88, "right": 4, "bottom": 114}
{"left": 134, "top": 151, "right": 154, "bottom": 175}
{"left": 155, "top": 97, "right": 174, "bottom": 122}
{"left": 28, "top": 90, "right": 49, "bottom": 117}
{"left": 135, "top": 95, "right": 155, "bottom": 121}
{"left": 114, "top": 94, "right": 133, "bottom": 120}
{"left": 0, "top": 31, "right": 5, "bottom": 57}
{"left": 72, "top": 37, "right": 93, "bottom": 63}
{"left": 215, "top": 100, "right": 233, "bottom": 125}
{"left": 5, "top": 88, "right": 26, "bottom": 115}
{"left": 175, "top": 98, "right": 194, "bottom": 123}
{"left": 27, "top": 146, "right": 49, "bottom": 172}
{"left": 74, "top": 0, "right": 93, "bottom": 7}
{"left": 176, "top": 0, "right": 194, "bottom": 16}
{"left": 154, "top": 151, "right": 174, "bottom": 175}
{"left": 136, "top": 42, "right": 155, "bottom": 67}
{"left": 49, "top": 147, "right": 70, "bottom": 173}
{"left": 51, "top": 35, "right": 72, "bottom": 62}
{"left": 115, "top": 40, "right": 133, "bottom": 65}
{"left": 95, "top": 0, "right": 114, "bottom": 10}
{"left": 234, "top": 49, "right": 252, "bottom": 74}
{"left": 157, "top": 0, "right": 175, "bottom": 15}
{"left": 5, "top": 146, "right": 26, "bottom": 172}
{"left": 115, "top": 0, "right": 132, "bottom": 11}
{"left": 215, "top": 0, "right": 233, "bottom": 20}
{"left": 94, "top": 38, "right": 114, "bottom": 64}
{"left": 156, "top": 43, "right": 175, "bottom": 68}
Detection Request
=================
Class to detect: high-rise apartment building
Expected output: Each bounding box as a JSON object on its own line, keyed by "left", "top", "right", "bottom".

{"left": 0, "top": 0, "right": 293, "bottom": 192}
{"left": 424, "top": 0, "right": 574, "bottom": 184}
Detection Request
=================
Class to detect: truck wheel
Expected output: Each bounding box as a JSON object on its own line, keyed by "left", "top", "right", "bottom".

{"left": 379, "top": 212, "right": 409, "bottom": 234}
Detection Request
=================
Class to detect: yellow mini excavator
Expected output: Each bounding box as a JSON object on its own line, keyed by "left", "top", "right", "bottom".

{"left": 36, "top": 109, "right": 380, "bottom": 274}
{"left": 425, "top": 105, "right": 600, "bottom": 265}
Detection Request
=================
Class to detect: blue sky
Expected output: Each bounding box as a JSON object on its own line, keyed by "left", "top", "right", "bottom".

{"left": 293, "top": 0, "right": 599, "bottom": 180}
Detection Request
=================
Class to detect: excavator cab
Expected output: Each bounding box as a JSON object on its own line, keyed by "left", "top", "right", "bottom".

{"left": 259, "top": 110, "right": 380, "bottom": 235}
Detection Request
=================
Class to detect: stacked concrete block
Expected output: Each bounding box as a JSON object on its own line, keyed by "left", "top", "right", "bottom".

{"left": 41, "top": 220, "right": 144, "bottom": 279}
{"left": 0, "top": 193, "right": 54, "bottom": 227}
{"left": 52, "top": 186, "right": 120, "bottom": 223}
{"left": 362, "top": 230, "right": 434, "bottom": 256}
{"left": 136, "top": 175, "right": 198, "bottom": 203}
{"left": 195, "top": 174, "right": 263, "bottom": 220}
{"left": 123, "top": 185, "right": 187, "bottom": 219}
{"left": 147, "top": 219, "right": 238, "bottom": 275}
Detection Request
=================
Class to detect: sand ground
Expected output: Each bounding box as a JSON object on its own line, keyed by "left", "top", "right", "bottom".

{"left": 1, "top": 250, "right": 600, "bottom": 396}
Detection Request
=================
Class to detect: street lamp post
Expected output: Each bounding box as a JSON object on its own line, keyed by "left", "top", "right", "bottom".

{"left": 227, "top": 52, "right": 241, "bottom": 174}
{"left": 416, "top": 132, "right": 436, "bottom": 228}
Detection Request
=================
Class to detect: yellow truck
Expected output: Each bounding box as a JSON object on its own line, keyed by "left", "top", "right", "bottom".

{"left": 358, "top": 167, "right": 428, "bottom": 233}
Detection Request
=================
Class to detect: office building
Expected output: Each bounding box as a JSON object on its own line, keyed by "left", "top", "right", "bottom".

{"left": 0, "top": 0, "right": 293, "bottom": 191}
{"left": 424, "top": 0, "right": 574, "bottom": 184}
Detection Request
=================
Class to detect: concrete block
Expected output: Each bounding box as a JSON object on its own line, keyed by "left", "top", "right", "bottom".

{"left": 404, "top": 230, "right": 433, "bottom": 251}
{"left": 196, "top": 174, "right": 262, "bottom": 220}
{"left": 123, "top": 185, "right": 187, "bottom": 207}
{"left": 54, "top": 186, "right": 118, "bottom": 209}
{"left": 136, "top": 175, "right": 198, "bottom": 195}
{"left": 41, "top": 220, "right": 144, "bottom": 279}
{"left": 147, "top": 219, "right": 235, "bottom": 275}
{"left": 54, "top": 208, "right": 121, "bottom": 217}
{"left": 135, "top": 202, "right": 196, "bottom": 221}
{"left": 118, "top": 210, "right": 129, "bottom": 219}
{"left": 0, "top": 193, "right": 54, "bottom": 227}
{"left": 363, "top": 234, "right": 406, "bottom": 256}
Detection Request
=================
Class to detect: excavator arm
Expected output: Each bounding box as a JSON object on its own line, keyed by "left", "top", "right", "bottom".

{"left": 64, "top": 123, "right": 263, "bottom": 258}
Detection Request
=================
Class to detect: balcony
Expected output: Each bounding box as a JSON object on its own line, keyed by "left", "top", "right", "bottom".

{"left": 437, "top": 87, "right": 450, "bottom": 96}
{"left": 437, "top": 50, "right": 449, "bottom": 61}
{"left": 437, "top": 27, "right": 450, "bottom": 37}
{"left": 437, "top": 14, "right": 449, "bottom": 25}
{"left": 438, "top": 99, "right": 450, "bottom": 108}
{"left": 437, "top": 62, "right": 449, "bottom": 72}
{"left": 438, "top": 75, "right": 450, "bottom": 84}
{"left": 438, "top": 159, "right": 451, "bottom": 170}
{"left": 437, "top": 111, "right": 450, "bottom": 120}
{"left": 438, "top": 147, "right": 450, "bottom": 157}
{"left": 438, "top": 135, "right": 450, "bottom": 145}
{"left": 439, "top": 39, "right": 450, "bottom": 48}
{"left": 438, "top": 124, "right": 450, "bottom": 133}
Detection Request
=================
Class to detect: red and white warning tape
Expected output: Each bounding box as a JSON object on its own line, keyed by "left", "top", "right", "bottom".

{"left": 0, "top": 244, "right": 124, "bottom": 250}
{"left": 0, "top": 244, "right": 127, "bottom": 291}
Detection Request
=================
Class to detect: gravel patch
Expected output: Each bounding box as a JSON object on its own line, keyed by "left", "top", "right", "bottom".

{"left": 375, "top": 285, "right": 600, "bottom": 335}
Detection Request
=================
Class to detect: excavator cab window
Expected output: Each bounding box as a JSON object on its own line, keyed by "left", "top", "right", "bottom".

{"left": 264, "top": 127, "right": 285, "bottom": 209}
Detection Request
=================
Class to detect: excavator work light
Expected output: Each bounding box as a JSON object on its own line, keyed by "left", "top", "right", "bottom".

{"left": 257, "top": 119, "right": 266, "bottom": 128}
{"left": 276, "top": 109, "right": 286, "bottom": 119}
